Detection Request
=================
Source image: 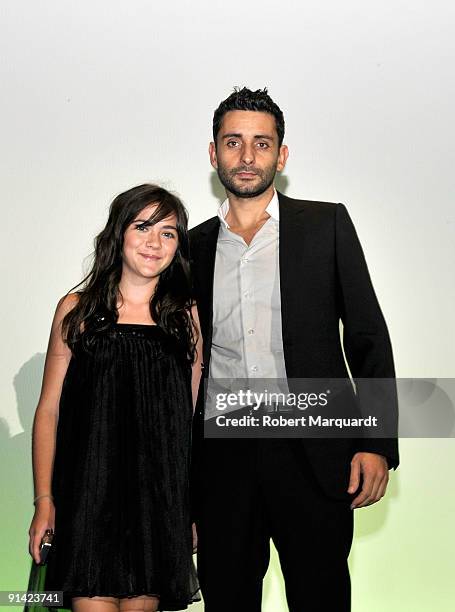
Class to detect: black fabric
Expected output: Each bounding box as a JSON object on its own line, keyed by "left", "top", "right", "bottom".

{"left": 188, "top": 193, "right": 398, "bottom": 610}
{"left": 196, "top": 439, "right": 354, "bottom": 612}
{"left": 44, "top": 323, "right": 200, "bottom": 610}
{"left": 189, "top": 192, "right": 399, "bottom": 504}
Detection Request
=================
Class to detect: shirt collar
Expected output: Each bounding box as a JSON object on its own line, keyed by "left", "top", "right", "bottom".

{"left": 217, "top": 189, "right": 279, "bottom": 229}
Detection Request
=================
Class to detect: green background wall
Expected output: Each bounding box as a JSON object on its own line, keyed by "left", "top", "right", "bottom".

{"left": 2, "top": 0, "right": 454, "bottom": 609}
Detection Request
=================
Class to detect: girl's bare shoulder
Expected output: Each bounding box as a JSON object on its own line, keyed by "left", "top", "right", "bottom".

{"left": 55, "top": 292, "right": 80, "bottom": 317}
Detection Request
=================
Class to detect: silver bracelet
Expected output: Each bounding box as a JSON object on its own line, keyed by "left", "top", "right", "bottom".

{"left": 33, "top": 493, "right": 54, "bottom": 505}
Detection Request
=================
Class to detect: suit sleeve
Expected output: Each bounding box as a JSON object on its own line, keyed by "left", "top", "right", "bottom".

{"left": 335, "top": 203, "right": 399, "bottom": 469}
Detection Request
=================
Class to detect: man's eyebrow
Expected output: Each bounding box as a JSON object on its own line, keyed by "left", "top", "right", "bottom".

{"left": 254, "top": 134, "right": 274, "bottom": 141}
{"left": 221, "top": 133, "right": 274, "bottom": 141}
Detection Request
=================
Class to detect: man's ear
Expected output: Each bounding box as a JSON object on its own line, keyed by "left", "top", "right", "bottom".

{"left": 277, "top": 144, "right": 289, "bottom": 172}
{"left": 209, "top": 141, "right": 218, "bottom": 169}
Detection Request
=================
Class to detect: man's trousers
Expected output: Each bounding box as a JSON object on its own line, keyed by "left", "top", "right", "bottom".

{"left": 195, "top": 438, "right": 354, "bottom": 612}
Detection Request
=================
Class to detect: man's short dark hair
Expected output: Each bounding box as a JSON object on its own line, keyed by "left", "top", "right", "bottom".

{"left": 212, "top": 87, "right": 285, "bottom": 147}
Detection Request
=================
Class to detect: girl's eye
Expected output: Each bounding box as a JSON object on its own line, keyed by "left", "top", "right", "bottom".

{"left": 162, "top": 232, "right": 176, "bottom": 239}
{"left": 134, "top": 223, "right": 149, "bottom": 232}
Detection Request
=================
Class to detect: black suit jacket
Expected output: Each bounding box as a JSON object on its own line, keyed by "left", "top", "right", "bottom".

{"left": 189, "top": 191, "right": 399, "bottom": 500}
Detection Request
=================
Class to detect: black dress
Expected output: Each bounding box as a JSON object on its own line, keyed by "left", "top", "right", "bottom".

{"left": 44, "top": 322, "right": 200, "bottom": 610}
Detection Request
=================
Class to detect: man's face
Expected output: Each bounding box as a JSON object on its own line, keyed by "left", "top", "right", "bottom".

{"left": 209, "top": 110, "right": 288, "bottom": 199}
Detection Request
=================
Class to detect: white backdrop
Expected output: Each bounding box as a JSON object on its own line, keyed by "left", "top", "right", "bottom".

{"left": 1, "top": 1, "right": 454, "bottom": 610}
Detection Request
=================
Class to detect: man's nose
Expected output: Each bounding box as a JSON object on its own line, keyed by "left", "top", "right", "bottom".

{"left": 241, "top": 143, "right": 255, "bottom": 165}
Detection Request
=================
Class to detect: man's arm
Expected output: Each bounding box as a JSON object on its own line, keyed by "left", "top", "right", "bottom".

{"left": 335, "top": 203, "right": 399, "bottom": 507}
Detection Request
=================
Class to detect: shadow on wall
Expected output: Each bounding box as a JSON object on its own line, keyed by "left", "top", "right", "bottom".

{"left": 209, "top": 171, "right": 290, "bottom": 203}
{"left": 0, "top": 353, "right": 45, "bottom": 592}
{"left": 350, "top": 378, "right": 455, "bottom": 574}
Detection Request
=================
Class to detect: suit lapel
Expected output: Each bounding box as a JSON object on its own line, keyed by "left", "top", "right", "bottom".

{"left": 196, "top": 193, "right": 308, "bottom": 373}
{"left": 194, "top": 218, "right": 220, "bottom": 365}
{"left": 278, "top": 192, "right": 308, "bottom": 366}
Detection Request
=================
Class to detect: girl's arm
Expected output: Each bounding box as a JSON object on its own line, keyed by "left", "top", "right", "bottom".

{"left": 190, "top": 303, "right": 203, "bottom": 413}
{"left": 190, "top": 303, "right": 203, "bottom": 552}
{"left": 28, "top": 293, "right": 77, "bottom": 563}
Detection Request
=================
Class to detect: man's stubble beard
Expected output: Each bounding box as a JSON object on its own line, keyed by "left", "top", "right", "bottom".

{"left": 216, "top": 160, "right": 278, "bottom": 199}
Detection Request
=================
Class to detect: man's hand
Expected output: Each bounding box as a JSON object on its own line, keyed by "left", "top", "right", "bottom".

{"left": 348, "top": 452, "right": 389, "bottom": 510}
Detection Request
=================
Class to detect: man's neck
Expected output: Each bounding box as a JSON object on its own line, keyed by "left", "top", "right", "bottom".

{"left": 225, "top": 184, "right": 275, "bottom": 229}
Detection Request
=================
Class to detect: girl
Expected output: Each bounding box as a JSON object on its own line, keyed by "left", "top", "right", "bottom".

{"left": 28, "top": 184, "right": 202, "bottom": 612}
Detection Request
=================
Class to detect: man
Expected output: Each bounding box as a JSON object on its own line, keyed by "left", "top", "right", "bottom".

{"left": 189, "top": 87, "right": 398, "bottom": 611}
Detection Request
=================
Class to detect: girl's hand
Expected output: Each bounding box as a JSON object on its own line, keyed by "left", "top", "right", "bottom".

{"left": 28, "top": 498, "right": 55, "bottom": 564}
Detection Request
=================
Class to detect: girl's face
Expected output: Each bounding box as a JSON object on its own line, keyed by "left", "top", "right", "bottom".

{"left": 122, "top": 204, "right": 179, "bottom": 282}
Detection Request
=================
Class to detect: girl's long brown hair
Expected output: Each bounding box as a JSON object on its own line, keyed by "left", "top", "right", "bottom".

{"left": 61, "top": 184, "right": 196, "bottom": 361}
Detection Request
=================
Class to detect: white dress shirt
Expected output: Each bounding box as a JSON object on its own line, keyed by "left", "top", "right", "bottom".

{"left": 208, "top": 191, "right": 289, "bottom": 412}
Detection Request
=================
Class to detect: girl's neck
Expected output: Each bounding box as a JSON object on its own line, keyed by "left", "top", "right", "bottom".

{"left": 118, "top": 277, "right": 157, "bottom": 305}
{"left": 116, "top": 278, "right": 157, "bottom": 323}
